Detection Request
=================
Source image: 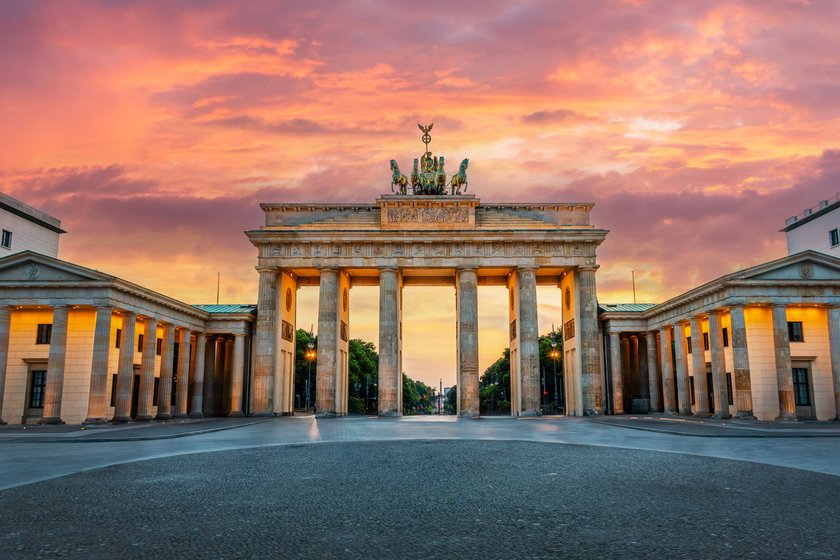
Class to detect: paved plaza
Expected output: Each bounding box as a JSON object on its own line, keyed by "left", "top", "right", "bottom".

{"left": 2, "top": 417, "right": 840, "bottom": 559}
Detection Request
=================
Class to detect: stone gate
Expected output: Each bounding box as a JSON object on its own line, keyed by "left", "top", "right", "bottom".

{"left": 246, "top": 194, "right": 608, "bottom": 417}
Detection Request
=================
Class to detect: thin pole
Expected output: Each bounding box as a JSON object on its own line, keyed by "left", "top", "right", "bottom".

{"left": 631, "top": 270, "right": 636, "bottom": 304}
{"left": 216, "top": 273, "right": 221, "bottom": 305}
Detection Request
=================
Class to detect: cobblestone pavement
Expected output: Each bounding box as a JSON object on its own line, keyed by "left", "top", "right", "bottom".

{"left": 2, "top": 439, "right": 839, "bottom": 559}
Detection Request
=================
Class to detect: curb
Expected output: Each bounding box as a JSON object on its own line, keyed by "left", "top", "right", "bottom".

{"left": 586, "top": 418, "right": 840, "bottom": 438}
{"left": 0, "top": 420, "right": 269, "bottom": 444}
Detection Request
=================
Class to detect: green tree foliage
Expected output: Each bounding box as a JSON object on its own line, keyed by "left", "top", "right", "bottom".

{"left": 348, "top": 339, "right": 378, "bottom": 414}
{"left": 401, "top": 373, "right": 434, "bottom": 414}
{"left": 294, "top": 331, "right": 379, "bottom": 414}
{"left": 445, "top": 385, "right": 457, "bottom": 414}
{"left": 479, "top": 332, "right": 564, "bottom": 415}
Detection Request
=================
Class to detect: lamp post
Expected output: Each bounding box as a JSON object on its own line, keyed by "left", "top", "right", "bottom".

{"left": 550, "top": 324, "right": 560, "bottom": 413}
{"left": 305, "top": 325, "right": 316, "bottom": 412}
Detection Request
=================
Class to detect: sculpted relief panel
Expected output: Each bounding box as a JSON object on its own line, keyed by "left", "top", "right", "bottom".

{"left": 386, "top": 207, "right": 469, "bottom": 224}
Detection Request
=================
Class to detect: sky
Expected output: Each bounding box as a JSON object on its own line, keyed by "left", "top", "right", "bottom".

{"left": 2, "top": 0, "right": 839, "bottom": 387}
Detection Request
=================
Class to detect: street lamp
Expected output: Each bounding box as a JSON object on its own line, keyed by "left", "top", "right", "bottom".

{"left": 550, "top": 324, "right": 560, "bottom": 413}
{"left": 305, "top": 325, "right": 316, "bottom": 412}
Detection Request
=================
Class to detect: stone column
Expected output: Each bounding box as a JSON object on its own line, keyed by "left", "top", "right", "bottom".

{"left": 647, "top": 332, "right": 662, "bottom": 413}
{"left": 771, "top": 304, "right": 797, "bottom": 421}
{"left": 40, "top": 305, "right": 70, "bottom": 424}
{"left": 316, "top": 268, "right": 339, "bottom": 416}
{"left": 518, "top": 267, "right": 540, "bottom": 416}
{"left": 84, "top": 306, "right": 112, "bottom": 424}
{"left": 229, "top": 333, "right": 246, "bottom": 417}
{"left": 729, "top": 305, "right": 755, "bottom": 419}
{"left": 174, "top": 328, "right": 191, "bottom": 418}
{"left": 630, "top": 335, "right": 642, "bottom": 409}
{"left": 135, "top": 317, "right": 158, "bottom": 421}
{"left": 0, "top": 306, "right": 9, "bottom": 425}
{"left": 156, "top": 324, "right": 176, "bottom": 420}
{"left": 689, "top": 317, "right": 710, "bottom": 417}
{"left": 202, "top": 335, "right": 216, "bottom": 416}
{"left": 223, "top": 338, "right": 233, "bottom": 414}
{"left": 609, "top": 332, "right": 624, "bottom": 415}
{"left": 708, "top": 311, "right": 731, "bottom": 419}
{"left": 674, "top": 321, "right": 692, "bottom": 415}
{"left": 620, "top": 337, "right": 630, "bottom": 413}
{"left": 578, "top": 267, "right": 603, "bottom": 415}
{"left": 112, "top": 312, "right": 136, "bottom": 423}
{"left": 457, "top": 267, "right": 480, "bottom": 418}
{"left": 213, "top": 337, "right": 226, "bottom": 414}
{"left": 637, "top": 334, "right": 650, "bottom": 406}
{"left": 827, "top": 306, "right": 840, "bottom": 421}
{"left": 189, "top": 333, "right": 206, "bottom": 418}
{"left": 252, "top": 268, "right": 278, "bottom": 415}
{"left": 659, "top": 326, "right": 676, "bottom": 414}
{"left": 378, "top": 268, "right": 402, "bottom": 416}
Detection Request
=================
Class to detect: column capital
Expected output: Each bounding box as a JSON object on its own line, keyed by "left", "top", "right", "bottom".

{"left": 516, "top": 266, "right": 539, "bottom": 273}
{"left": 456, "top": 265, "right": 479, "bottom": 272}
{"left": 727, "top": 302, "right": 746, "bottom": 310}
{"left": 317, "top": 266, "right": 339, "bottom": 273}
{"left": 378, "top": 266, "right": 400, "bottom": 273}
{"left": 770, "top": 302, "right": 787, "bottom": 309}
{"left": 578, "top": 265, "right": 599, "bottom": 272}
{"left": 256, "top": 266, "right": 278, "bottom": 274}
{"left": 707, "top": 308, "right": 725, "bottom": 316}
{"left": 116, "top": 310, "right": 136, "bottom": 318}
{"left": 233, "top": 332, "right": 246, "bottom": 340}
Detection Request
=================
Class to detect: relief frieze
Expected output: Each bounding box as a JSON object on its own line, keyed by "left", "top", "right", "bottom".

{"left": 386, "top": 207, "right": 469, "bottom": 223}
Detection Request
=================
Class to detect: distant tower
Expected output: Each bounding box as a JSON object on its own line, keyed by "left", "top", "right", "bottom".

{"left": 0, "top": 192, "right": 65, "bottom": 258}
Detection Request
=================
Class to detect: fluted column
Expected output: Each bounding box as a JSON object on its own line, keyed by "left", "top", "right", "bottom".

{"left": 174, "top": 328, "right": 191, "bottom": 418}
{"left": 229, "top": 333, "right": 246, "bottom": 417}
{"left": 620, "top": 337, "right": 630, "bottom": 412}
{"left": 609, "top": 332, "right": 624, "bottom": 415}
{"left": 0, "top": 306, "right": 9, "bottom": 425}
{"left": 156, "top": 324, "right": 176, "bottom": 420}
{"left": 112, "top": 312, "right": 136, "bottom": 423}
{"left": 771, "top": 304, "right": 796, "bottom": 421}
{"left": 316, "top": 268, "right": 339, "bottom": 416}
{"left": 135, "top": 317, "right": 158, "bottom": 421}
{"left": 223, "top": 338, "right": 233, "bottom": 414}
{"left": 647, "top": 332, "right": 662, "bottom": 412}
{"left": 40, "top": 306, "right": 70, "bottom": 424}
{"left": 689, "top": 317, "right": 710, "bottom": 417}
{"left": 827, "top": 306, "right": 840, "bottom": 421}
{"left": 378, "top": 268, "right": 402, "bottom": 416}
{"left": 84, "top": 306, "right": 113, "bottom": 424}
{"left": 659, "top": 326, "right": 676, "bottom": 414}
{"left": 457, "top": 267, "right": 480, "bottom": 418}
{"left": 578, "top": 266, "right": 603, "bottom": 415}
{"left": 674, "top": 321, "right": 691, "bottom": 415}
{"left": 202, "top": 335, "right": 216, "bottom": 416}
{"left": 518, "top": 267, "right": 540, "bottom": 416}
{"left": 189, "top": 333, "right": 206, "bottom": 418}
{"left": 252, "top": 268, "right": 278, "bottom": 415}
{"left": 729, "top": 305, "right": 755, "bottom": 419}
{"left": 708, "top": 311, "right": 731, "bottom": 419}
{"left": 213, "top": 337, "right": 226, "bottom": 414}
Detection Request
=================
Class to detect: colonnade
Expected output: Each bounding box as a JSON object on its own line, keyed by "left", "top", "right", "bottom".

{"left": 607, "top": 304, "right": 840, "bottom": 421}
{"left": 0, "top": 305, "right": 248, "bottom": 425}
{"left": 252, "top": 265, "right": 604, "bottom": 418}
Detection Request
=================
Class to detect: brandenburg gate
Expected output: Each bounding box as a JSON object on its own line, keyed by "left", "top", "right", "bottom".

{"left": 246, "top": 127, "right": 609, "bottom": 418}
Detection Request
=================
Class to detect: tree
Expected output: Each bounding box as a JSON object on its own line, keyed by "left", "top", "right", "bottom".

{"left": 348, "top": 339, "right": 378, "bottom": 414}
{"left": 445, "top": 385, "right": 457, "bottom": 414}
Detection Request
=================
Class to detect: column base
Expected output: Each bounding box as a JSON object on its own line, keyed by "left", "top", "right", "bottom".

{"left": 315, "top": 411, "right": 338, "bottom": 418}
{"left": 0, "top": 420, "right": 6, "bottom": 425}
{"left": 227, "top": 411, "right": 244, "bottom": 418}
{"left": 712, "top": 412, "right": 732, "bottom": 420}
{"left": 250, "top": 412, "right": 275, "bottom": 417}
{"left": 134, "top": 415, "right": 154, "bottom": 422}
{"left": 111, "top": 416, "right": 132, "bottom": 424}
{"left": 37, "top": 417, "right": 65, "bottom": 425}
{"left": 82, "top": 417, "right": 109, "bottom": 425}
{"left": 378, "top": 411, "right": 402, "bottom": 418}
{"left": 735, "top": 411, "right": 757, "bottom": 420}
{"left": 459, "top": 412, "right": 480, "bottom": 419}
{"left": 518, "top": 410, "right": 541, "bottom": 417}
{"left": 613, "top": 410, "right": 625, "bottom": 416}
{"left": 172, "top": 413, "right": 189, "bottom": 419}
{"left": 155, "top": 413, "right": 172, "bottom": 421}
{"left": 693, "top": 412, "right": 712, "bottom": 418}
{"left": 775, "top": 414, "right": 798, "bottom": 422}
{"left": 188, "top": 411, "right": 203, "bottom": 419}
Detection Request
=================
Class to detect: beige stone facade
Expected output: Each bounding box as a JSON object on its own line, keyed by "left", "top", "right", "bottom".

{"left": 599, "top": 251, "right": 840, "bottom": 421}
{"left": 0, "top": 251, "right": 254, "bottom": 425}
{"left": 246, "top": 195, "right": 608, "bottom": 417}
